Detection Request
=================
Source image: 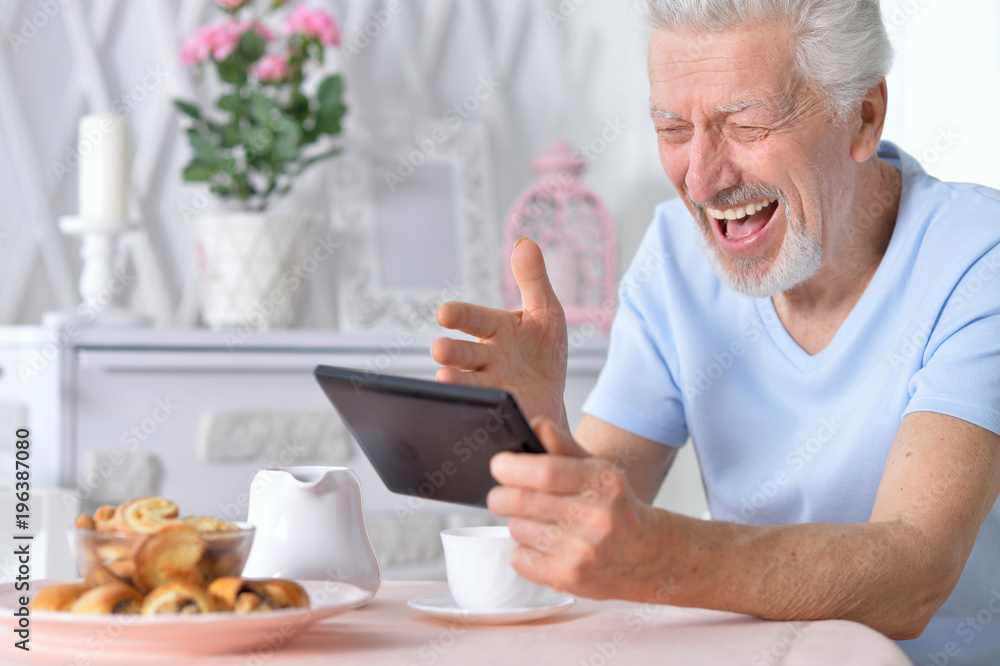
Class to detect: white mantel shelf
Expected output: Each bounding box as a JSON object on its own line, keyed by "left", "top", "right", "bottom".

{"left": 0, "top": 325, "right": 609, "bottom": 357}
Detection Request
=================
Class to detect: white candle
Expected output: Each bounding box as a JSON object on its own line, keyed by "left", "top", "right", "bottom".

{"left": 78, "top": 114, "right": 129, "bottom": 220}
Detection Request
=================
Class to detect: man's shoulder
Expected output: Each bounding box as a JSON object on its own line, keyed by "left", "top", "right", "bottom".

{"left": 906, "top": 174, "right": 1000, "bottom": 264}
{"left": 890, "top": 145, "right": 1000, "bottom": 272}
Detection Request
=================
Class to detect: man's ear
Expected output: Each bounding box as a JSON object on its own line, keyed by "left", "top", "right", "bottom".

{"left": 850, "top": 79, "right": 888, "bottom": 163}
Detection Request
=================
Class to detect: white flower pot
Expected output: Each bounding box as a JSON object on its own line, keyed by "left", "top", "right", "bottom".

{"left": 192, "top": 211, "right": 313, "bottom": 330}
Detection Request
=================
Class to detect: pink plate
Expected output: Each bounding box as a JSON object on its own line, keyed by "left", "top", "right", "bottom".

{"left": 0, "top": 579, "right": 372, "bottom": 658}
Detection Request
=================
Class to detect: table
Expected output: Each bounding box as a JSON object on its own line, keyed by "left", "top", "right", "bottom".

{"left": 7, "top": 581, "right": 912, "bottom": 665}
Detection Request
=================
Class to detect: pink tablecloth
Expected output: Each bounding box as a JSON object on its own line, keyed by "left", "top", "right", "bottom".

{"left": 8, "top": 581, "right": 912, "bottom": 665}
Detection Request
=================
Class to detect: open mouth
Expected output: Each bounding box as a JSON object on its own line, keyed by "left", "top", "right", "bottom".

{"left": 706, "top": 198, "right": 780, "bottom": 244}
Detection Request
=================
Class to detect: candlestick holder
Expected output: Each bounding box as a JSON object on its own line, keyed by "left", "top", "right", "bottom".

{"left": 41, "top": 215, "right": 150, "bottom": 327}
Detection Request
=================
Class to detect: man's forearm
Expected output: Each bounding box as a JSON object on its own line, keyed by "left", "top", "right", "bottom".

{"left": 648, "top": 513, "right": 952, "bottom": 639}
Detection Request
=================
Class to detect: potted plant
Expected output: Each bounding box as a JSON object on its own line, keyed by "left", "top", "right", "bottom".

{"left": 174, "top": 0, "right": 346, "bottom": 330}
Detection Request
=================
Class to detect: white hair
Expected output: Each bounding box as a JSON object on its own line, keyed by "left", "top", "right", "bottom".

{"left": 635, "top": 0, "right": 894, "bottom": 119}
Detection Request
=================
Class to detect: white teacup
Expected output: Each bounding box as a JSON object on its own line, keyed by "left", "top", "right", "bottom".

{"left": 441, "top": 525, "right": 546, "bottom": 611}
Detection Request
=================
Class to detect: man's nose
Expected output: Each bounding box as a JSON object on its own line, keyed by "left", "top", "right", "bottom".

{"left": 684, "top": 130, "right": 738, "bottom": 204}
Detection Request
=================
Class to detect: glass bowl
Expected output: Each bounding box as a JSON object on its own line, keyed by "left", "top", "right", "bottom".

{"left": 67, "top": 523, "right": 255, "bottom": 592}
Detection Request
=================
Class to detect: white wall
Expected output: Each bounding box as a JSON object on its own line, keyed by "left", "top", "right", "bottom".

{"left": 881, "top": 0, "right": 1000, "bottom": 189}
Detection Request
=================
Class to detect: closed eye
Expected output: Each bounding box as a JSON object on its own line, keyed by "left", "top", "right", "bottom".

{"left": 727, "top": 125, "right": 770, "bottom": 142}
{"left": 656, "top": 126, "right": 693, "bottom": 144}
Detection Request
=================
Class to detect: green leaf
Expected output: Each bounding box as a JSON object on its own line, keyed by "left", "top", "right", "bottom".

{"left": 182, "top": 162, "right": 214, "bottom": 182}
{"left": 239, "top": 30, "right": 267, "bottom": 63}
{"left": 316, "top": 77, "right": 346, "bottom": 136}
{"left": 218, "top": 93, "right": 244, "bottom": 113}
{"left": 271, "top": 113, "right": 301, "bottom": 142}
{"left": 220, "top": 122, "right": 241, "bottom": 148}
{"left": 248, "top": 92, "right": 278, "bottom": 125}
{"left": 242, "top": 126, "right": 274, "bottom": 160}
{"left": 186, "top": 128, "right": 218, "bottom": 163}
{"left": 215, "top": 59, "right": 246, "bottom": 85}
{"left": 286, "top": 91, "right": 310, "bottom": 122}
{"left": 173, "top": 99, "right": 202, "bottom": 120}
{"left": 272, "top": 133, "right": 300, "bottom": 162}
{"left": 209, "top": 182, "right": 233, "bottom": 198}
{"left": 317, "top": 75, "right": 343, "bottom": 109}
{"left": 315, "top": 105, "right": 344, "bottom": 135}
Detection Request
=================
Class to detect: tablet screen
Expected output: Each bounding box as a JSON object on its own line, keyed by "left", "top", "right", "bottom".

{"left": 314, "top": 365, "right": 545, "bottom": 507}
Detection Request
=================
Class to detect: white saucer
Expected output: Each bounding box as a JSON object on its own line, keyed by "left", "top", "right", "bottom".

{"left": 407, "top": 592, "right": 575, "bottom": 625}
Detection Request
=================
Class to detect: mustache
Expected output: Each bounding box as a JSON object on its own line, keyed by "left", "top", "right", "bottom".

{"left": 687, "top": 185, "right": 784, "bottom": 210}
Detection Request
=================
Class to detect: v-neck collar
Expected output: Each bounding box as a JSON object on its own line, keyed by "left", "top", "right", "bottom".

{"left": 755, "top": 142, "right": 922, "bottom": 372}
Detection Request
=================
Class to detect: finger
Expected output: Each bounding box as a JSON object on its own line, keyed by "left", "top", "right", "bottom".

{"left": 532, "top": 416, "right": 590, "bottom": 458}
{"left": 488, "top": 484, "right": 580, "bottom": 521}
{"left": 510, "top": 537, "right": 573, "bottom": 592}
{"left": 511, "top": 238, "right": 563, "bottom": 315}
{"left": 490, "top": 450, "right": 594, "bottom": 493}
{"left": 507, "top": 517, "right": 580, "bottom": 561}
{"left": 431, "top": 337, "right": 490, "bottom": 370}
{"left": 436, "top": 301, "right": 505, "bottom": 339}
{"left": 435, "top": 367, "right": 492, "bottom": 388}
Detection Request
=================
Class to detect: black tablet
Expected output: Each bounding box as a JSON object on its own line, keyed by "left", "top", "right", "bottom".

{"left": 314, "top": 364, "right": 546, "bottom": 508}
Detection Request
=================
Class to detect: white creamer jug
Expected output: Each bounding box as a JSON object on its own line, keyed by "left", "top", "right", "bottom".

{"left": 242, "top": 466, "right": 380, "bottom": 594}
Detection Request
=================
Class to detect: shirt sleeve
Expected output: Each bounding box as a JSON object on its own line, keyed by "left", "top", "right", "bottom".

{"left": 581, "top": 222, "right": 689, "bottom": 446}
{"left": 904, "top": 245, "right": 1000, "bottom": 435}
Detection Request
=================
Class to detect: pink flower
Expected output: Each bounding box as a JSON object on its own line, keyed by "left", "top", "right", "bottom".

{"left": 253, "top": 54, "right": 293, "bottom": 83}
{"left": 180, "top": 23, "right": 236, "bottom": 64}
{"left": 179, "top": 20, "right": 274, "bottom": 65}
{"left": 216, "top": 0, "right": 250, "bottom": 11}
{"left": 285, "top": 5, "right": 340, "bottom": 47}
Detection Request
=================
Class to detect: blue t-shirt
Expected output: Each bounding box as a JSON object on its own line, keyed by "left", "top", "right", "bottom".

{"left": 582, "top": 142, "right": 1000, "bottom": 666}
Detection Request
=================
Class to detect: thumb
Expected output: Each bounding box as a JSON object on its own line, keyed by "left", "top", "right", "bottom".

{"left": 511, "top": 238, "right": 562, "bottom": 314}
{"left": 531, "top": 416, "right": 589, "bottom": 458}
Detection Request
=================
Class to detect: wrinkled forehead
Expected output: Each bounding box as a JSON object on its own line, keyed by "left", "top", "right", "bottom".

{"left": 647, "top": 25, "right": 804, "bottom": 118}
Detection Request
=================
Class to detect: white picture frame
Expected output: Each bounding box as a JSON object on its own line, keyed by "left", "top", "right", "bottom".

{"left": 328, "top": 120, "right": 502, "bottom": 331}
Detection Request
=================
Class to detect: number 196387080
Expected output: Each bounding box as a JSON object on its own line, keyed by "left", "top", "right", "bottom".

{"left": 14, "top": 429, "right": 29, "bottom": 529}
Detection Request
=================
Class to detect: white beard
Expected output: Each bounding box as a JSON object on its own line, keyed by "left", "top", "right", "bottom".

{"left": 691, "top": 195, "right": 823, "bottom": 298}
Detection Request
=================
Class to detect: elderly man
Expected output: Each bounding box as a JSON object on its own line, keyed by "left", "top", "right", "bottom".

{"left": 432, "top": 1, "right": 1000, "bottom": 664}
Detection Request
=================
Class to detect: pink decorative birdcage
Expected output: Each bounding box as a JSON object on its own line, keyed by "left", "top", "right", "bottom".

{"left": 503, "top": 142, "right": 617, "bottom": 334}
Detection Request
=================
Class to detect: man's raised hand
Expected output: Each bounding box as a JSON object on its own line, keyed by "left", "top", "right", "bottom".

{"left": 432, "top": 238, "right": 569, "bottom": 429}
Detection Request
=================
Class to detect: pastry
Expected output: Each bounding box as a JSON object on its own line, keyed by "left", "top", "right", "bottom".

{"left": 132, "top": 525, "right": 205, "bottom": 593}
{"left": 75, "top": 514, "right": 95, "bottom": 530}
{"left": 207, "top": 577, "right": 274, "bottom": 613}
{"left": 84, "top": 563, "right": 127, "bottom": 588}
{"left": 93, "top": 505, "right": 118, "bottom": 531}
{"left": 107, "top": 558, "right": 135, "bottom": 582}
{"left": 259, "top": 579, "right": 310, "bottom": 609}
{"left": 69, "top": 583, "right": 143, "bottom": 614}
{"left": 29, "top": 583, "right": 92, "bottom": 611}
{"left": 116, "top": 497, "right": 179, "bottom": 534}
{"left": 95, "top": 541, "right": 133, "bottom": 564}
{"left": 141, "top": 582, "right": 215, "bottom": 615}
{"left": 211, "top": 552, "right": 245, "bottom": 578}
